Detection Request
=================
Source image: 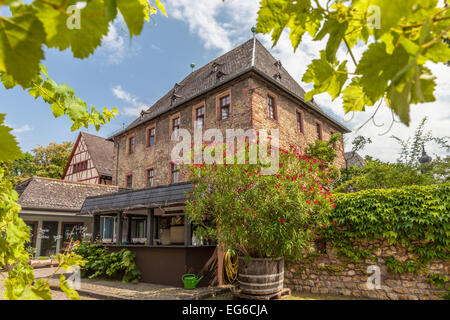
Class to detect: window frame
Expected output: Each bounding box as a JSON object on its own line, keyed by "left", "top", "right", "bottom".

{"left": 192, "top": 102, "right": 206, "bottom": 130}
{"left": 216, "top": 89, "right": 232, "bottom": 122}
{"left": 315, "top": 121, "right": 323, "bottom": 140}
{"left": 267, "top": 92, "right": 278, "bottom": 121}
{"left": 170, "top": 162, "right": 180, "bottom": 184}
{"left": 146, "top": 168, "right": 154, "bottom": 188}
{"left": 126, "top": 174, "right": 133, "bottom": 188}
{"left": 296, "top": 108, "right": 304, "bottom": 134}
{"left": 169, "top": 113, "right": 181, "bottom": 139}
{"left": 128, "top": 134, "right": 135, "bottom": 154}
{"left": 146, "top": 124, "right": 156, "bottom": 148}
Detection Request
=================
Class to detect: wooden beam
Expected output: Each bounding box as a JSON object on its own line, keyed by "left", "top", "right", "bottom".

{"left": 147, "top": 209, "right": 153, "bottom": 246}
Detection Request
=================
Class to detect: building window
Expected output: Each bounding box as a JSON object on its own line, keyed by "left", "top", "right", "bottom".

{"left": 147, "top": 127, "right": 155, "bottom": 147}
{"left": 135, "top": 219, "right": 147, "bottom": 239}
{"left": 172, "top": 117, "right": 180, "bottom": 138}
{"left": 267, "top": 95, "right": 276, "bottom": 119}
{"left": 126, "top": 174, "right": 133, "bottom": 188}
{"left": 220, "top": 95, "right": 230, "bottom": 120}
{"left": 296, "top": 110, "right": 304, "bottom": 133}
{"left": 101, "top": 216, "right": 115, "bottom": 240}
{"left": 195, "top": 106, "right": 205, "bottom": 129}
{"left": 171, "top": 163, "right": 179, "bottom": 184}
{"left": 316, "top": 122, "right": 323, "bottom": 140}
{"left": 147, "top": 168, "right": 154, "bottom": 187}
{"left": 128, "top": 136, "right": 135, "bottom": 154}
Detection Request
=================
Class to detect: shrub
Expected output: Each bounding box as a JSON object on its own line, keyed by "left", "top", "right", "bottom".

{"left": 185, "top": 145, "right": 336, "bottom": 260}
{"left": 74, "top": 241, "right": 141, "bottom": 283}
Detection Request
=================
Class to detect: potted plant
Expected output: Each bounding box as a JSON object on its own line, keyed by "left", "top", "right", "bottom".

{"left": 184, "top": 143, "right": 336, "bottom": 295}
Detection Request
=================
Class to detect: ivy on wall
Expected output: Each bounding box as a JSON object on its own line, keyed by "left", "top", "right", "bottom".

{"left": 320, "top": 183, "right": 449, "bottom": 296}
{"left": 325, "top": 183, "right": 449, "bottom": 270}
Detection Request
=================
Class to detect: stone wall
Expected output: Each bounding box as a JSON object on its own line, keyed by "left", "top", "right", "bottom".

{"left": 250, "top": 76, "right": 346, "bottom": 169}
{"left": 284, "top": 240, "right": 449, "bottom": 300}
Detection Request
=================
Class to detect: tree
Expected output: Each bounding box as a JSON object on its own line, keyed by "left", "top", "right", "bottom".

{"left": 334, "top": 118, "right": 449, "bottom": 192}
{"left": 32, "top": 141, "right": 74, "bottom": 179}
{"left": 1, "top": 152, "right": 37, "bottom": 185}
{"left": 256, "top": 0, "right": 450, "bottom": 127}
{"left": 0, "top": 0, "right": 167, "bottom": 300}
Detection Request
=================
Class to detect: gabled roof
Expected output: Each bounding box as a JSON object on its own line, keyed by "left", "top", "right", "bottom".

{"left": 62, "top": 132, "right": 114, "bottom": 179}
{"left": 15, "top": 176, "right": 119, "bottom": 212}
{"left": 345, "top": 152, "right": 366, "bottom": 169}
{"left": 81, "top": 132, "right": 114, "bottom": 177}
{"left": 111, "top": 38, "right": 350, "bottom": 138}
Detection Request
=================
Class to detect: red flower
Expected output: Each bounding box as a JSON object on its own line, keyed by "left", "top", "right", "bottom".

{"left": 280, "top": 218, "right": 285, "bottom": 223}
{"left": 322, "top": 224, "right": 325, "bottom": 228}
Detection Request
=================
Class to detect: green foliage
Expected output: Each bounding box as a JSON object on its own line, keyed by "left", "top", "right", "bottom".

{"left": 336, "top": 117, "right": 449, "bottom": 192}
{"left": 324, "top": 184, "right": 450, "bottom": 275}
{"left": 75, "top": 241, "right": 141, "bottom": 283}
{"left": 0, "top": 114, "right": 22, "bottom": 162}
{"left": 32, "top": 141, "right": 74, "bottom": 179}
{"left": 306, "top": 132, "right": 341, "bottom": 166}
{"left": 335, "top": 158, "right": 437, "bottom": 192}
{"left": 185, "top": 145, "right": 336, "bottom": 260}
{"left": 0, "top": 1, "right": 166, "bottom": 132}
{"left": 256, "top": 0, "right": 450, "bottom": 126}
{"left": 1, "top": 141, "right": 74, "bottom": 184}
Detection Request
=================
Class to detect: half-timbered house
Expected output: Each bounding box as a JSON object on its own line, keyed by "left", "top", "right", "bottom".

{"left": 62, "top": 132, "right": 114, "bottom": 185}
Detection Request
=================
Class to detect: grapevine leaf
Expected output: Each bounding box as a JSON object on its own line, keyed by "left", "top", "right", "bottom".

{"left": 31, "top": 279, "right": 52, "bottom": 300}
{"left": 314, "top": 18, "right": 348, "bottom": 62}
{"left": 302, "top": 51, "right": 348, "bottom": 101}
{"left": 156, "top": 0, "right": 167, "bottom": 17}
{"left": 0, "top": 5, "right": 45, "bottom": 87}
{"left": 105, "top": 0, "right": 118, "bottom": 21}
{"left": 0, "top": 114, "right": 22, "bottom": 162}
{"left": 372, "top": 0, "right": 418, "bottom": 38}
{"left": 35, "top": 0, "right": 109, "bottom": 59}
{"left": 59, "top": 274, "right": 81, "bottom": 300}
{"left": 387, "top": 81, "right": 412, "bottom": 126}
{"left": 117, "top": 0, "right": 147, "bottom": 37}
{"left": 356, "top": 42, "right": 409, "bottom": 102}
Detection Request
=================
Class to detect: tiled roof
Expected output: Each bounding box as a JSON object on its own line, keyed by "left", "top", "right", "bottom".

{"left": 15, "top": 177, "right": 119, "bottom": 212}
{"left": 111, "top": 38, "right": 350, "bottom": 138}
{"left": 81, "top": 132, "right": 114, "bottom": 177}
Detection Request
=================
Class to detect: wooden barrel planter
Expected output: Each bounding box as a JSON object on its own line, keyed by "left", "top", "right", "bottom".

{"left": 238, "top": 257, "right": 284, "bottom": 296}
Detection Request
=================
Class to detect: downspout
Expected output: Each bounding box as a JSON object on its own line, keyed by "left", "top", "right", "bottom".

{"left": 114, "top": 138, "right": 119, "bottom": 186}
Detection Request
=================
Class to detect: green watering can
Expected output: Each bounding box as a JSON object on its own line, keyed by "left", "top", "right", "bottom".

{"left": 182, "top": 274, "right": 204, "bottom": 290}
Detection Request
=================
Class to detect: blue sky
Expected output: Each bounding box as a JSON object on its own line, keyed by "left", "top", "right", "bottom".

{"left": 1, "top": 0, "right": 449, "bottom": 162}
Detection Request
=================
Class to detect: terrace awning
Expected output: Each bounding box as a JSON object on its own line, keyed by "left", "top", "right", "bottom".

{"left": 79, "top": 183, "right": 192, "bottom": 215}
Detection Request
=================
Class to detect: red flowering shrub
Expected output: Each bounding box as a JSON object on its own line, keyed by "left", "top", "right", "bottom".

{"left": 184, "top": 144, "right": 337, "bottom": 259}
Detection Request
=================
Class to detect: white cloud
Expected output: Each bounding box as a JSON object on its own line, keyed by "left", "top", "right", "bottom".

{"left": 112, "top": 85, "right": 148, "bottom": 116}
{"left": 99, "top": 16, "right": 140, "bottom": 64}
{"left": 165, "top": 0, "right": 450, "bottom": 162}
{"left": 5, "top": 123, "right": 33, "bottom": 134}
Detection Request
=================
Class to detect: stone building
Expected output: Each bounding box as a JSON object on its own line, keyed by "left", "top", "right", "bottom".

{"left": 62, "top": 132, "right": 114, "bottom": 185}
{"left": 110, "top": 38, "right": 350, "bottom": 189}
{"left": 79, "top": 38, "right": 351, "bottom": 287}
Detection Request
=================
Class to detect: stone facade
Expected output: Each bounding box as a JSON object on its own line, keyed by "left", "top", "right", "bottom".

{"left": 284, "top": 240, "right": 449, "bottom": 300}
{"left": 113, "top": 73, "right": 347, "bottom": 189}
